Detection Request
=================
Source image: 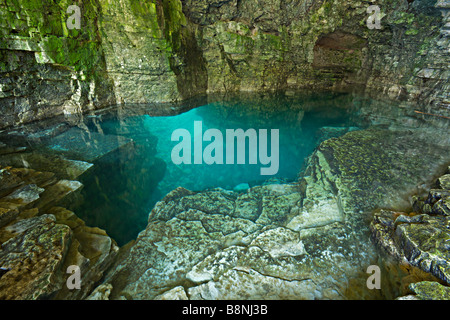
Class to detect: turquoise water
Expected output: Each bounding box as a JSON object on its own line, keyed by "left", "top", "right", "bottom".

{"left": 67, "top": 92, "right": 362, "bottom": 245}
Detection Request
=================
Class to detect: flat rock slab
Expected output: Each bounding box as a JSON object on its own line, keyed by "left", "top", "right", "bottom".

{"left": 0, "top": 152, "right": 93, "bottom": 180}
{"left": 313, "top": 128, "right": 450, "bottom": 215}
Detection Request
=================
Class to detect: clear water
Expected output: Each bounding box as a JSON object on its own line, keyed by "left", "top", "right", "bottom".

{"left": 66, "top": 92, "right": 363, "bottom": 245}
{"left": 1, "top": 90, "right": 448, "bottom": 299}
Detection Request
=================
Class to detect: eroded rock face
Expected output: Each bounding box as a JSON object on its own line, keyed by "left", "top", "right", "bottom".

{"left": 1, "top": 0, "right": 448, "bottom": 128}
{"left": 371, "top": 168, "right": 450, "bottom": 299}
{"left": 0, "top": 163, "right": 118, "bottom": 300}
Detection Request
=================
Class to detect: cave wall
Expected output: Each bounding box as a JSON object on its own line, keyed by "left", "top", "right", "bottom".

{"left": 0, "top": 0, "right": 448, "bottom": 129}
{"left": 0, "top": 0, "right": 116, "bottom": 128}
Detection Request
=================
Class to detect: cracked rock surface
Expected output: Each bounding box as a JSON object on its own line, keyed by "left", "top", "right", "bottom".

{"left": 100, "top": 125, "right": 450, "bottom": 300}
{"left": 103, "top": 184, "right": 375, "bottom": 300}
{"left": 371, "top": 167, "right": 450, "bottom": 299}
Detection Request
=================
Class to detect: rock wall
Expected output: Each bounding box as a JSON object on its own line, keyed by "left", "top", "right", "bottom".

{"left": 0, "top": 0, "right": 116, "bottom": 128}
{"left": 0, "top": 0, "right": 448, "bottom": 129}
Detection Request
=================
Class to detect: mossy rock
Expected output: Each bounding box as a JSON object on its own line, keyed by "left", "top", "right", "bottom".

{"left": 409, "top": 281, "right": 450, "bottom": 300}
{"left": 313, "top": 128, "right": 450, "bottom": 214}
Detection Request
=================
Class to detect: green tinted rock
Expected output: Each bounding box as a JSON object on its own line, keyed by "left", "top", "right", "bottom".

{"left": 409, "top": 281, "right": 450, "bottom": 300}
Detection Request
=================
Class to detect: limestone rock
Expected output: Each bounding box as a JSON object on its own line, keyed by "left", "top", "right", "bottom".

{"left": 154, "top": 286, "right": 189, "bottom": 300}
{"left": 371, "top": 209, "right": 450, "bottom": 286}
{"left": 101, "top": 180, "right": 378, "bottom": 300}
{"left": 409, "top": 281, "right": 450, "bottom": 300}
{"left": 0, "top": 167, "right": 24, "bottom": 197}
{"left": 0, "top": 163, "right": 118, "bottom": 300}
{"left": 86, "top": 283, "right": 113, "bottom": 300}
{"left": 309, "top": 128, "right": 450, "bottom": 216}
{"left": 0, "top": 214, "right": 72, "bottom": 300}
{"left": 438, "top": 174, "right": 450, "bottom": 190}
{"left": 370, "top": 171, "right": 450, "bottom": 299}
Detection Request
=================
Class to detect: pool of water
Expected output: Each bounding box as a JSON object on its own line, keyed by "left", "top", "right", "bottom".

{"left": 62, "top": 92, "right": 366, "bottom": 245}
{"left": 1, "top": 91, "right": 443, "bottom": 247}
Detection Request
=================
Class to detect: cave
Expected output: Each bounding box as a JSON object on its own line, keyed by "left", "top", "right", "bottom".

{"left": 0, "top": 0, "right": 449, "bottom": 305}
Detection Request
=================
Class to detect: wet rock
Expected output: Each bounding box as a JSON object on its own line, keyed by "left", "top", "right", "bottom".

{"left": 0, "top": 164, "right": 118, "bottom": 300}
{"left": 0, "top": 167, "right": 24, "bottom": 198}
{"left": 409, "top": 281, "right": 450, "bottom": 300}
{"left": 0, "top": 207, "right": 19, "bottom": 229}
{"left": 0, "top": 152, "right": 93, "bottom": 180}
{"left": 2, "top": 183, "right": 44, "bottom": 205}
{"left": 41, "top": 127, "right": 135, "bottom": 163}
{"left": 86, "top": 283, "right": 113, "bottom": 300}
{"left": 0, "top": 214, "right": 72, "bottom": 300}
{"left": 100, "top": 180, "right": 377, "bottom": 300}
{"left": 154, "top": 286, "right": 189, "bottom": 300}
{"left": 35, "top": 179, "right": 83, "bottom": 212}
{"left": 0, "top": 145, "right": 26, "bottom": 156}
{"left": 370, "top": 171, "right": 450, "bottom": 298}
{"left": 438, "top": 174, "right": 450, "bottom": 190}
{"left": 311, "top": 128, "right": 450, "bottom": 216}
{"left": 371, "top": 209, "right": 450, "bottom": 285}
{"left": 396, "top": 294, "right": 420, "bottom": 300}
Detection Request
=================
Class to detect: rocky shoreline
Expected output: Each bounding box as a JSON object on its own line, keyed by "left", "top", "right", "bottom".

{"left": 0, "top": 146, "right": 118, "bottom": 300}
{"left": 371, "top": 168, "right": 450, "bottom": 300}
{"left": 1, "top": 121, "right": 448, "bottom": 300}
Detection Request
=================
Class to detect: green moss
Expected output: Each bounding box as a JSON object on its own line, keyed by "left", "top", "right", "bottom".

{"left": 405, "top": 28, "right": 419, "bottom": 36}
{"left": 392, "top": 12, "right": 416, "bottom": 25}
{"left": 410, "top": 281, "right": 450, "bottom": 300}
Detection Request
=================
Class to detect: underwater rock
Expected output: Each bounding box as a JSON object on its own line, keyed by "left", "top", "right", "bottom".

{"left": 2, "top": 183, "right": 45, "bottom": 205}
{"left": 0, "top": 152, "right": 93, "bottom": 180}
{"left": 42, "top": 127, "right": 135, "bottom": 163}
{"left": 233, "top": 183, "right": 250, "bottom": 193}
{"left": 34, "top": 179, "right": 83, "bottom": 212}
{"left": 99, "top": 180, "right": 377, "bottom": 300}
{"left": 95, "top": 125, "right": 450, "bottom": 300}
